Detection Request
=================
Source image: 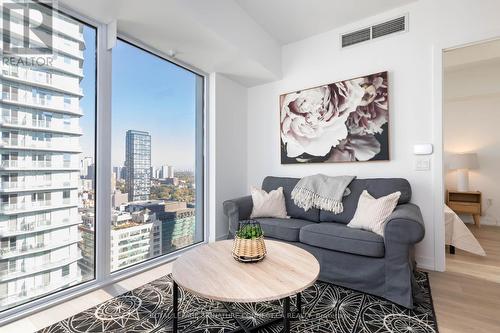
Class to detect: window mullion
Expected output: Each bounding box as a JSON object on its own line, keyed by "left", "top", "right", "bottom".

{"left": 95, "top": 23, "right": 113, "bottom": 282}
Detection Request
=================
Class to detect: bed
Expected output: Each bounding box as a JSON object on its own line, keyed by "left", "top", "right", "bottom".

{"left": 445, "top": 204, "right": 486, "bottom": 256}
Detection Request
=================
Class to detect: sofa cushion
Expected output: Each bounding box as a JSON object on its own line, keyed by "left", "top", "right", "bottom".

{"left": 320, "top": 178, "right": 412, "bottom": 224}
{"left": 255, "top": 218, "right": 315, "bottom": 242}
{"left": 250, "top": 186, "right": 288, "bottom": 219}
{"left": 262, "top": 176, "right": 320, "bottom": 222}
{"left": 299, "top": 223, "right": 385, "bottom": 258}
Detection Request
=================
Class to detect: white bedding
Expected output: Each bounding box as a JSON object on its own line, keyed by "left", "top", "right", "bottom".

{"left": 444, "top": 204, "right": 486, "bottom": 256}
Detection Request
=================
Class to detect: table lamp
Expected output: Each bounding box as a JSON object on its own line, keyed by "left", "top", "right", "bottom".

{"left": 448, "top": 153, "right": 479, "bottom": 192}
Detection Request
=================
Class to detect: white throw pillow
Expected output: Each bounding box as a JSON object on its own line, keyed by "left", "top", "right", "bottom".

{"left": 347, "top": 190, "right": 401, "bottom": 236}
{"left": 250, "top": 186, "right": 288, "bottom": 219}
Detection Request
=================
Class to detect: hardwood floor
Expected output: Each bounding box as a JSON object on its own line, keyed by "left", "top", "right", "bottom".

{"left": 2, "top": 226, "right": 499, "bottom": 332}
{"left": 429, "top": 224, "right": 500, "bottom": 332}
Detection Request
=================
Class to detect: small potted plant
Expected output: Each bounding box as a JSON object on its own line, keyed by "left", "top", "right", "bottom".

{"left": 232, "top": 220, "right": 267, "bottom": 263}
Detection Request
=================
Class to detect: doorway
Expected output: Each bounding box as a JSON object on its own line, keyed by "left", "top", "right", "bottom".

{"left": 442, "top": 38, "right": 500, "bottom": 283}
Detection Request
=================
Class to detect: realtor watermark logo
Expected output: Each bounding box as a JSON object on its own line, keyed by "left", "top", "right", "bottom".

{"left": 2, "top": 0, "right": 56, "bottom": 57}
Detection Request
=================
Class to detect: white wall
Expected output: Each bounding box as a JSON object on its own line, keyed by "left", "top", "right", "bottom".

{"left": 444, "top": 61, "right": 500, "bottom": 226}
{"left": 244, "top": 0, "right": 500, "bottom": 270}
{"left": 209, "top": 73, "right": 248, "bottom": 240}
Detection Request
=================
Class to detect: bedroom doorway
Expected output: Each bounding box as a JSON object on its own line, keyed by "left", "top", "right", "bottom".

{"left": 442, "top": 38, "right": 500, "bottom": 283}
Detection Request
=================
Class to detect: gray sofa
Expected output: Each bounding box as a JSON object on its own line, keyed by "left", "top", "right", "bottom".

{"left": 223, "top": 176, "right": 425, "bottom": 308}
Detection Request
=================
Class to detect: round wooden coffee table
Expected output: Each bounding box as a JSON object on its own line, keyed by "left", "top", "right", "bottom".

{"left": 171, "top": 240, "right": 320, "bottom": 333}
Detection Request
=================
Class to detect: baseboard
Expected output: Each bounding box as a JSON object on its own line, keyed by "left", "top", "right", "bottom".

{"left": 216, "top": 233, "right": 228, "bottom": 241}
{"left": 416, "top": 256, "right": 436, "bottom": 271}
{"left": 460, "top": 214, "right": 499, "bottom": 226}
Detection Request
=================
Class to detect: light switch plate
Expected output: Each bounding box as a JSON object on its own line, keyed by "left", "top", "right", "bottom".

{"left": 415, "top": 157, "right": 431, "bottom": 171}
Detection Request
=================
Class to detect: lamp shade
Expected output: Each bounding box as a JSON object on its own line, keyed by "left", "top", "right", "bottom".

{"left": 448, "top": 153, "right": 479, "bottom": 170}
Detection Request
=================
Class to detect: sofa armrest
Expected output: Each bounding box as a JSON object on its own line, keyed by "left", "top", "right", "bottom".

{"left": 383, "top": 203, "right": 425, "bottom": 244}
{"left": 223, "top": 195, "right": 253, "bottom": 236}
{"left": 383, "top": 203, "right": 425, "bottom": 308}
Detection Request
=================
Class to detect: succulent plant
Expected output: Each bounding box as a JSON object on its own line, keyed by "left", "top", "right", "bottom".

{"left": 236, "top": 222, "right": 263, "bottom": 239}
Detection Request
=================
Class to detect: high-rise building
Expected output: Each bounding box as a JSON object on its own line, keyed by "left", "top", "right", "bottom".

{"left": 122, "top": 200, "right": 195, "bottom": 255}
{"left": 151, "top": 166, "right": 160, "bottom": 179}
{"left": 86, "top": 163, "right": 95, "bottom": 180}
{"left": 119, "top": 166, "right": 127, "bottom": 181}
{"left": 160, "top": 165, "right": 168, "bottom": 179}
{"left": 78, "top": 209, "right": 95, "bottom": 279}
{"left": 113, "top": 166, "right": 123, "bottom": 182}
{"left": 111, "top": 189, "right": 128, "bottom": 209}
{"left": 80, "top": 157, "right": 93, "bottom": 179}
{"left": 110, "top": 209, "right": 162, "bottom": 271}
{"left": 159, "top": 201, "right": 195, "bottom": 253}
{"left": 158, "top": 165, "right": 174, "bottom": 179}
{"left": 79, "top": 206, "right": 163, "bottom": 274}
{"left": 111, "top": 171, "right": 117, "bottom": 191}
{"left": 167, "top": 165, "right": 175, "bottom": 178}
{"left": 125, "top": 130, "right": 151, "bottom": 202}
{"left": 0, "top": 9, "right": 85, "bottom": 309}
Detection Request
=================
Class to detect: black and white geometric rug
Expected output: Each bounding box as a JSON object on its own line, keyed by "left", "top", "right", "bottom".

{"left": 38, "top": 271, "right": 438, "bottom": 333}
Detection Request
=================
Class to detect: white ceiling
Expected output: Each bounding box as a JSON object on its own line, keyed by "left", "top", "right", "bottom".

{"left": 444, "top": 39, "right": 500, "bottom": 71}
{"left": 60, "top": 0, "right": 282, "bottom": 86}
{"left": 444, "top": 39, "right": 500, "bottom": 102}
{"left": 59, "top": 0, "right": 416, "bottom": 86}
{"left": 236, "top": 0, "right": 417, "bottom": 44}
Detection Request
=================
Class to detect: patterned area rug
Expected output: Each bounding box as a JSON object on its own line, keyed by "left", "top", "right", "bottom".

{"left": 38, "top": 271, "right": 438, "bottom": 333}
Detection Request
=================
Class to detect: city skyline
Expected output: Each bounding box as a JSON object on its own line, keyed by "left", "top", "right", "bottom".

{"left": 81, "top": 155, "right": 192, "bottom": 175}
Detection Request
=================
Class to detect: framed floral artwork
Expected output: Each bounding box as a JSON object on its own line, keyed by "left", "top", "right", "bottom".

{"left": 280, "top": 71, "right": 389, "bottom": 164}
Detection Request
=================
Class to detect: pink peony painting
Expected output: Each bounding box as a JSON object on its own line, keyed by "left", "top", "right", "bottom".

{"left": 280, "top": 71, "right": 389, "bottom": 164}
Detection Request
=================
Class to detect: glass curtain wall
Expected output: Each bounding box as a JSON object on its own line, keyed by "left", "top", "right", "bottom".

{"left": 0, "top": 0, "right": 97, "bottom": 312}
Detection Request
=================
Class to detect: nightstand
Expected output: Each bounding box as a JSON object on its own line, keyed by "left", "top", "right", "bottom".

{"left": 446, "top": 190, "right": 482, "bottom": 227}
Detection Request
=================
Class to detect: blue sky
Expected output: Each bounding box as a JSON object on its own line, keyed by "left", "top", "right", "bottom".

{"left": 79, "top": 27, "right": 96, "bottom": 163}
{"left": 80, "top": 28, "right": 197, "bottom": 170}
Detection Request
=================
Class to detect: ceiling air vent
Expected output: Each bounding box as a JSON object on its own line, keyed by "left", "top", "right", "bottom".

{"left": 372, "top": 16, "right": 406, "bottom": 39}
{"left": 341, "top": 14, "right": 408, "bottom": 48}
{"left": 341, "top": 28, "right": 371, "bottom": 48}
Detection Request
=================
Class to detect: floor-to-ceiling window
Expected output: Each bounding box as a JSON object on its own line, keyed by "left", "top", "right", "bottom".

{"left": 0, "top": 0, "right": 205, "bottom": 320}
{"left": 0, "top": 1, "right": 97, "bottom": 312}
{"left": 110, "top": 39, "right": 204, "bottom": 272}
